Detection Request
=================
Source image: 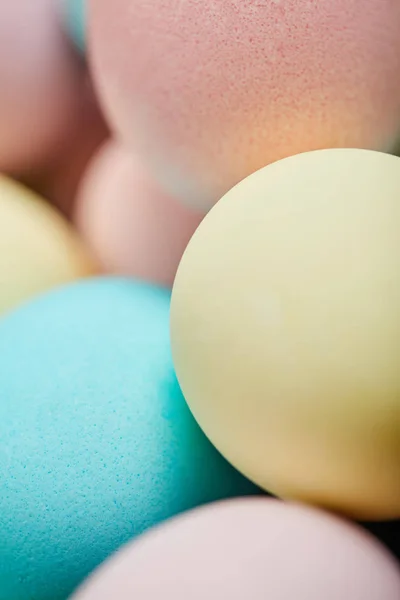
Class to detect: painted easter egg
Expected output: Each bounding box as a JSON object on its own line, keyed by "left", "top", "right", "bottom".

{"left": 0, "top": 278, "right": 258, "bottom": 600}
{"left": 0, "top": 0, "right": 84, "bottom": 174}
{"left": 171, "top": 149, "right": 400, "bottom": 520}
{"left": 72, "top": 499, "right": 400, "bottom": 600}
{"left": 0, "top": 174, "right": 97, "bottom": 316}
{"left": 76, "top": 140, "right": 202, "bottom": 286}
{"left": 90, "top": 0, "right": 400, "bottom": 210}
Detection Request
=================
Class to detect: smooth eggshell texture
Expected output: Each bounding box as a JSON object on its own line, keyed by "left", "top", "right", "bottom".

{"left": 62, "top": 0, "right": 86, "bottom": 52}
{"left": 76, "top": 140, "right": 203, "bottom": 287}
{"left": 0, "top": 175, "right": 97, "bottom": 316}
{"left": 0, "top": 278, "right": 258, "bottom": 600}
{"left": 171, "top": 148, "right": 400, "bottom": 521}
{"left": 0, "top": 0, "right": 84, "bottom": 174}
{"left": 89, "top": 0, "right": 400, "bottom": 210}
{"left": 72, "top": 499, "right": 400, "bottom": 600}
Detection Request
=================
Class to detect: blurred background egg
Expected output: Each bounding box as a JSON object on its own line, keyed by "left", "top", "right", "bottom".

{"left": 72, "top": 499, "right": 400, "bottom": 600}
{"left": 171, "top": 148, "right": 400, "bottom": 521}
{"left": 61, "top": 0, "right": 86, "bottom": 52}
{"left": 0, "top": 175, "right": 97, "bottom": 317}
{"left": 89, "top": 0, "right": 400, "bottom": 210}
{"left": 0, "top": 0, "right": 85, "bottom": 176}
{"left": 75, "top": 140, "right": 203, "bottom": 287}
{"left": 29, "top": 76, "right": 108, "bottom": 217}
{"left": 0, "top": 278, "right": 259, "bottom": 600}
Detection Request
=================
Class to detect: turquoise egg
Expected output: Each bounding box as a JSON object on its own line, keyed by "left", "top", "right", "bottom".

{"left": 0, "top": 278, "right": 259, "bottom": 600}
{"left": 62, "top": 0, "right": 86, "bottom": 52}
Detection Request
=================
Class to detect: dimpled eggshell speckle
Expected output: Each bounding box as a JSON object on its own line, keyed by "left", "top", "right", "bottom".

{"left": 0, "top": 278, "right": 258, "bottom": 600}
{"left": 76, "top": 140, "right": 203, "bottom": 287}
{"left": 62, "top": 0, "right": 86, "bottom": 52}
{"left": 0, "top": 175, "right": 97, "bottom": 317}
{"left": 72, "top": 499, "right": 400, "bottom": 600}
{"left": 0, "top": 0, "right": 84, "bottom": 175}
{"left": 171, "top": 148, "right": 400, "bottom": 521}
{"left": 90, "top": 0, "right": 400, "bottom": 210}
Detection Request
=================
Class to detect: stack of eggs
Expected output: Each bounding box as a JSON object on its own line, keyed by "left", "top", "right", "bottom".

{"left": 0, "top": 1, "right": 399, "bottom": 599}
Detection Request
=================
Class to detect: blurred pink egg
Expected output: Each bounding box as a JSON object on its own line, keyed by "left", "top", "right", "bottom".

{"left": 75, "top": 140, "right": 203, "bottom": 286}
{"left": 72, "top": 499, "right": 400, "bottom": 600}
{"left": 32, "top": 76, "right": 108, "bottom": 217}
{"left": 89, "top": 0, "right": 400, "bottom": 210}
{"left": 0, "top": 0, "right": 84, "bottom": 174}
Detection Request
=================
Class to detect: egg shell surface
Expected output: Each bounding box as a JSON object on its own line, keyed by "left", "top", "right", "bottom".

{"left": 0, "top": 174, "right": 97, "bottom": 317}
{"left": 0, "top": 0, "right": 84, "bottom": 174}
{"left": 0, "top": 278, "right": 259, "bottom": 600}
{"left": 72, "top": 499, "right": 400, "bottom": 600}
{"left": 171, "top": 148, "right": 400, "bottom": 521}
{"left": 89, "top": 0, "right": 400, "bottom": 210}
{"left": 76, "top": 140, "right": 203, "bottom": 287}
{"left": 32, "top": 76, "right": 108, "bottom": 217}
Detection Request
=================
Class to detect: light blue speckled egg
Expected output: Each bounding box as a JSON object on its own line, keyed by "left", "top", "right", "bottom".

{"left": 0, "top": 278, "right": 259, "bottom": 600}
{"left": 62, "top": 0, "right": 85, "bottom": 52}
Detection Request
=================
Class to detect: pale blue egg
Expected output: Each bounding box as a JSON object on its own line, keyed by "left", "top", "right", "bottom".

{"left": 62, "top": 0, "right": 86, "bottom": 52}
{"left": 0, "top": 278, "right": 259, "bottom": 600}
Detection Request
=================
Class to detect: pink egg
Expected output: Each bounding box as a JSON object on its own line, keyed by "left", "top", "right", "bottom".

{"left": 75, "top": 140, "right": 203, "bottom": 286}
{"left": 32, "top": 76, "right": 108, "bottom": 217}
{"left": 72, "top": 499, "right": 400, "bottom": 600}
{"left": 0, "top": 0, "right": 84, "bottom": 174}
{"left": 89, "top": 0, "right": 400, "bottom": 210}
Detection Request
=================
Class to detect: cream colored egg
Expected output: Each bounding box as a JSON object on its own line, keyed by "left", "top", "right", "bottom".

{"left": 0, "top": 175, "right": 98, "bottom": 316}
{"left": 171, "top": 148, "right": 400, "bottom": 521}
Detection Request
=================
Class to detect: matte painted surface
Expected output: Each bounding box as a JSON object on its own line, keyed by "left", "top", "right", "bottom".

{"left": 171, "top": 149, "right": 400, "bottom": 520}
{"left": 0, "top": 0, "right": 84, "bottom": 174}
{"left": 90, "top": 0, "right": 400, "bottom": 209}
{"left": 0, "top": 278, "right": 258, "bottom": 600}
{"left": 0, "top": 175, "right": 97, "bottom": 316}
{"left": 73, "top": 499, "right": 400, "bottom": 600}
{"left": 76, "top": 140, "right": 203, "bottom": 286}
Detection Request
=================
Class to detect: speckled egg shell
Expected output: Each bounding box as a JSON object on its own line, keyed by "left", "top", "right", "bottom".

{"left": 90, "top": 0, "right": 400, "bottom": 210}
{"left": 0, "top": 278, "right": 258, "bottom": 600}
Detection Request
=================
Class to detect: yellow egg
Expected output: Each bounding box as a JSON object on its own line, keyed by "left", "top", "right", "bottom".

{"left": 0, "top": 175, "right": 98, "bottom": 316}
{"left": 171, "top": 148, "right": 400, "bottom": 521}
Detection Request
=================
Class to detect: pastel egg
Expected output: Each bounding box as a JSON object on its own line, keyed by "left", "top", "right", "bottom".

{"left": 76, "top": 140, "right": 203, "bottom": 287}
{"left": 171, "top": 148, "right": 400, "bottom": 521}
{"left": 61, "top": 0, "right": 86, "bottom": 52}
{"left": 89, "top": 0, "right": 400, "bottom": 210}
{"left": 0, "top": 175, "right": 97, "bottom": 317}
{"left": 72, "top": 499, "right": 400, "bottom": 600}
{"left": 32, "top": 76, "right": 108, "bottom": 217}
{"left": 0, "top": 278, "right": 259, "bottom": 600}
{"left": 0, "top": 0, "right": 84, "bottom": 174}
